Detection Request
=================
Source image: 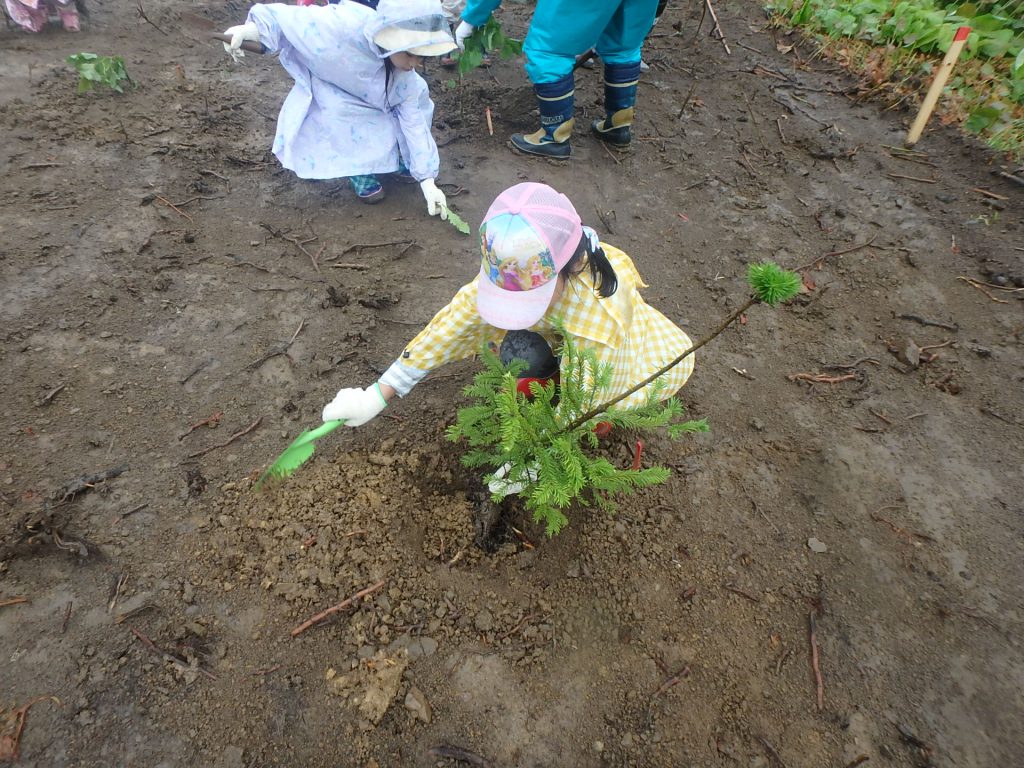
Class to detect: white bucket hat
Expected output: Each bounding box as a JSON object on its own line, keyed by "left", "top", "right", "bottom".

{"left": 373, "top": 19, "right": 457, "bottom": 57}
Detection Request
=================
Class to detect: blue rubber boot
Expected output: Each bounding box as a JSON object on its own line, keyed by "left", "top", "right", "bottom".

{"left": 592, "top": 61, "right": 641, "bottom": 148}
{"left": 510, "top": 74, "right": 575, "bottom": 159}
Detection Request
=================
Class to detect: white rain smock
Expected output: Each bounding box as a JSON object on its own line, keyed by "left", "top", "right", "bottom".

{"left": 246, "top": 0, "right": 448, "bottom": 181}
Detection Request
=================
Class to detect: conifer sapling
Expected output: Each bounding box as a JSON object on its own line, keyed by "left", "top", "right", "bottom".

{"left": 447, "top": 261, "right": 801, "bottom": 536}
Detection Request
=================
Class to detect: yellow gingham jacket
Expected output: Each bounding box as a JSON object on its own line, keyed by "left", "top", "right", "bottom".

{"left": 380, "top": 243, "right": 694, "bottom": 408}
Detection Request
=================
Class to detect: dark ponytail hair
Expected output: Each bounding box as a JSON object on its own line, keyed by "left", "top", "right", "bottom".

{"left": 561, "top": 232, "right": 618, "bottom": 299}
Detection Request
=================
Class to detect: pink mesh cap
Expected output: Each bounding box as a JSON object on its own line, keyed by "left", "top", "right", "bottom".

{"left": 475, "top": 183, "right": 584, "bottom": 330}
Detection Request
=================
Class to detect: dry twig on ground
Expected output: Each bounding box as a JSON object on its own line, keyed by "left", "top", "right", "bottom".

{"left": 808, "top": 610, "right": 824, "bottom": 710}
{"left": 0, "top": 696, "right": 61, "bottom": 762}
{"left": 186, "top": 417, "right": 263, "bottom": 459}
{"left": 291, "top": 579, "right": 388, "bottom": 637}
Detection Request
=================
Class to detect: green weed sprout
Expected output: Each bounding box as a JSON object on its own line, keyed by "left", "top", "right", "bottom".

{"left": 455, "top": 17, "right": 523, "bottom": 75}
{"left": 67, "top": 53, "right": 131, "bottom": 94}
{"left": 447, "top": 261, "right": 801, "bottom": 536}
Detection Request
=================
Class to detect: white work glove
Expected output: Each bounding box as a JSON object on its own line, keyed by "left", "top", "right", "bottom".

{"left": 454, "top": 21, "right": 475, "bottom": 51}
{"left": 222, "top": 22, "right": 260, "bottom": 63}
{"left": 420, "top": 178, "right": 448, "bottom": 219}
{"left": 322, "top": 384, "right": 387, "bottom": 427}
{"left": 488, "top": 461, "right": 539, "bottom": 498}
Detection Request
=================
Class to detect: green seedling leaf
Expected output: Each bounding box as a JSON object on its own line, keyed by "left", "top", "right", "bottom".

{"left": 453, "top": 17, "right": 523, "bottom": 76}
{"left": 747, "top": 261, "right": 802, "bottom": 305}
{"left": 444, "top": 207, "right": 471, "bottom": 235}
{"left": 67, "top": 52, "right": 131, "bottom": 95}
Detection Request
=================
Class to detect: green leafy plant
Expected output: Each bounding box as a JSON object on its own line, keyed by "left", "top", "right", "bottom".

{"left": 455, "top": 16, "right": 523, "bottom": 75}
{"left": 447, "top": 261, "right": 801, "bottom": 536}
{"left": 443, "top": 206, "right": 471, "bottom": 235}
{"left": 768, "top": 0, "right": 1024, "bottom": 157}
{"left": 67, "top": 53, "right": 131, "bottom": 94}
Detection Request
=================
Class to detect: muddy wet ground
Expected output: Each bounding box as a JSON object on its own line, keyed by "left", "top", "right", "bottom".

{"left": 1, "top": 0, "right": 1022, "bottom": 766}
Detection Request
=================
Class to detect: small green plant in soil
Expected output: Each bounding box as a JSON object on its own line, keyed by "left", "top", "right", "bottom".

{"left": 67, "top": 53, "right": 131, "bottom": 94}
{"left": 447, "top": 262, "right": 802, "bottom": 537}
{"left": 455, "top": 17, "right": 523, "bottom": 75}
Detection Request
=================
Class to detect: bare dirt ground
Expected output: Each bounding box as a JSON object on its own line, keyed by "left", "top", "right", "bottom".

{"left": 2, "top": 0, "right": 1023, "bottom": 766}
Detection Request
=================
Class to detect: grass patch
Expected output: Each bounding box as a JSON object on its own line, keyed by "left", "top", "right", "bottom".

{"left": 767, "top": 0, "right": 1024, "bottom": 160}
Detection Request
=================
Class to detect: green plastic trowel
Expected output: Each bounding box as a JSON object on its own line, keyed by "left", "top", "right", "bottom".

{"left": 254, "top": 420, "right": 343, "bottom": 491}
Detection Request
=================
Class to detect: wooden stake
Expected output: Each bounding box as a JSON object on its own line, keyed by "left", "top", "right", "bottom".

{"left": 905, "top": 27, "right": 970, "bottom": 146}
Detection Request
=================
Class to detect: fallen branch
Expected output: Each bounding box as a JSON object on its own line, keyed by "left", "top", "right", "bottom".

{"left": 787, "top": 372, "right": 856, "bottom": 385}
{"left": 180, "top": 358, "right": 212, "bottom": 385}
{"left": 972, "top": 187, "right": 1008, "bottom": 201}
{"left": 652, "top": 665, "right": 691, "bottom": 698}
{"left": 0, "top": 696, "right": 61, "bottom": 762}
{"left": 177, "top": 411, "right": 223, "bottom": 441}
{"left": 291, "top": 579, "right": 388, "bottom": 637}
{"left": 757, "top": 735, "right": 789, "bottom": 768}
{"left": 136, "top": 0, "right": 167, "bottom": 35}
{"left": 129, "top": 625, "right": 217, "bottom": 680}
{"left": 243, "top": 320, "right": 305, "bottom": 372}
{"left": 896, "top": 723, "right": 936, "bottom": 763}
{"left": 723, "top": 583, "right": 761, "bottom": 603}
{"left": 332, "top": 239, "right": 414, "bottom": 259}
{"left": 870, "top": 508, "right": 934, "bottom": 543}
{"left": 154, "top": 195, "right": 194, "bottom": 223}
{"left": 794, "top": 234, "right": 878, "bottom": 272}
{"left": 957, "top": 278, "right": 1010, "bottom": 304}
{"left": 186, "top": 417, "right": 263, "bottom": 459}
{"left": 898, "top": 313, "right": 959, "bottom": 332}
{"left": 980, "top": 407, "right": 1024, "bottom": 429}
{"left": 886, "top": 172, "right": 937, "bottom": 184}
{"left": 994, "top": 169, "right": 1024, "bottom": 187}
{"left": 260, "top": 222, "right": 322, "bottom": 275}
{"left": 822, "top": 357, "right": 879, "bottom": 371}
{"left": 704, "top": 0, "right": 731, "bottom": 54}
{"left": 39, "top": 383, "right": 66, "bottom": 406}
{"left": 497, "top": 612, "right": 539, "bottom": 642}
{"left": 114, "top": 603, "right": 156, "bottom": 624}
{"left": 868, "top": 408, "right": 893, "bottom": 426}
{"left": 118, "top": 503, "right": 149, "bottom": 521}
{"left": 599, "top": 140, "right": 622, "bottom": 166}
{"left": 808, "top": 610, "right": 824, "bottom": 710}
{"left": 593, "top": 204, "right": 617, "bottom": 234}
{"left": 56, "top": 464, "right": 129, "bottom": 502}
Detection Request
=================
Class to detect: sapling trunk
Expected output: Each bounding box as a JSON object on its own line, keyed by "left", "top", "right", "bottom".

{"left": 561, "top": 295, "right": 757, "bottom": 433}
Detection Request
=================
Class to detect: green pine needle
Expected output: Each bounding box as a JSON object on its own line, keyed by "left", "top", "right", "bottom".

{"left": 747, "top": 261, "right": 802, "bottom": 305}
